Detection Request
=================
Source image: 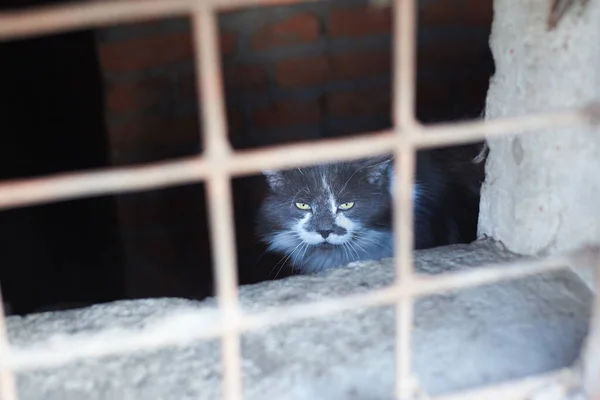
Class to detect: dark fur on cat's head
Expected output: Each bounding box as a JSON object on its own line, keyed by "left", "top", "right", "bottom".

{"left": 256, "top": 156, "right": 395, "bottom": 274}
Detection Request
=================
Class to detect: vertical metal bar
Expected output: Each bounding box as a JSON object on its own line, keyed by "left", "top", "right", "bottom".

{"left": 583, "top": 259, "right": 600, "bottom": 399}
{"left": 392, "top": 146, "right": 415, "bottom": 285}
{"left": 393, "top": 0, "right": 418, "bottom": 128}
{"left": 193, "top": 5, "right": 242, "bottom": 400}
{"left": 193, "top": 4, "right": 232, "bottom": 157}
{"left": 393, "top": 145, "right": 416, "bottom": 400}
{"left": 393, "top": 0, "right": 418, "bottom": 397}
{"left": 0, "top": 288, "right": 17, "bottom": 400}
{"left": 206, "top": 175, "right": 243, "bottom": 400}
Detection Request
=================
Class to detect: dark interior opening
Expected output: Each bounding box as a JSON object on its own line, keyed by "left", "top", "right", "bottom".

{"left": 0, "top": 0, "right": 495, "bottom": 315}
{"left": 0, "top": 0, "right": 128, "bottom": 315}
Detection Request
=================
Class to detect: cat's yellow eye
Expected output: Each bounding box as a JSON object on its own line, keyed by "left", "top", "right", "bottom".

{"left": 295, "top": 202, "right": 311, "bottom": 210}
{"left": 338, "top": 202, "right": 355, "bottom": 210}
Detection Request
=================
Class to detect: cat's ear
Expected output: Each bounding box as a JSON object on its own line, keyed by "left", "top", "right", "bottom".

{"left": 365, "top": 156, "right": 393, "bottom": 186}
{"left": 263, "top": 170, "right": 285, "bottom": 191}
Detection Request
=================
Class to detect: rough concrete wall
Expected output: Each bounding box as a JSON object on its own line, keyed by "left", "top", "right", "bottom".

{"left": 7, "top": 240, "right": 592, "bottom": 400}
{"left": 479, "top": 0, "right": 600, "bottom": 288}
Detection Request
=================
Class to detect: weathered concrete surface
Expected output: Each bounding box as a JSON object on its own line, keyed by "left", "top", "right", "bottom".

{"left": 479, "top": 0, "right": 600, "bottom": 289}
{"left": 6, "top": 239, "right": 593, "bottom": 400}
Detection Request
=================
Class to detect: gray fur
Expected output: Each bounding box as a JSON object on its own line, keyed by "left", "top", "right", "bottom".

{"left": 256, "top": 156, "right": 398, "bottom": 274}
{"left": 256, "top": 145, "right": 485, "bottom": 275}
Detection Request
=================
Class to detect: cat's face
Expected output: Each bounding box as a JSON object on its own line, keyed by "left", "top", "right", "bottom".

{"left": 256, "top": 156, "right": 395, "bottom": 273}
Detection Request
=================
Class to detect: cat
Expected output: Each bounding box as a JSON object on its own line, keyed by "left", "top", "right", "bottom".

{"left": 256, "top": 145, "right": 484, "bottom": 275}
{"left": 256, "top": 156, "right": 395, "bottom": 274}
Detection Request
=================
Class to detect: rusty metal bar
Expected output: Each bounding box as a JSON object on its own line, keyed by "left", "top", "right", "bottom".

{"left": 0, "top": 0, "right": 597, "bottom": 399}
{"left": 0, "top": 0, "right": 193, "bottom": 41}
{"left": 194, "top": 5, "right": 242, "bottom": 400}
{"left": 0, "top": 157, "right": 208, "bottom": 211}
{"left": 582, "top": 258, "right": 600, "bottom": 398}
{"left": 193, "top": 5, "right": 232, "bottom": 157}
{"left": 414, "top": 104, "right": 599, "bottom": 149}
{"left": 0, "top": 0, "right": 326, "bottom": 41}
{"left": 393, "top": 0, "right": 417, "bottom": 129}
{"left": 0, "top": 288, "right": 17, "bottom": 400}
{"left": 205, "top": 175, "right": 243, "bottom": 400}
{"left": 0, "top": 102, "right": 594, "bottom": 212}
{"left": 0, "top": 253, "right": 576, "bottom": 373}
{"left": 0, "top": 132, "right": 395, "bottom": 211}
{"left": 212, "top": 0, "right": 322, "bottom": 11}
{"left": 392, "top": 145, "right": 417, "bottom": 400}
{"left": 434, "top": 369, "right": 575, "bottom": 400}
{"left": 392, "top": 0, "right": 419, "bottom": 397}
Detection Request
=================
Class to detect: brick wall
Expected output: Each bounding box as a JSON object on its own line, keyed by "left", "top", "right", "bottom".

{"left": 95, "top": 0, "right": 494, "bottom": 299}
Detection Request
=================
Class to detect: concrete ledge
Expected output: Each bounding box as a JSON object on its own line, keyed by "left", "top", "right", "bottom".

{"left": 6, "top": 239, "right": 593, "bottom": 400}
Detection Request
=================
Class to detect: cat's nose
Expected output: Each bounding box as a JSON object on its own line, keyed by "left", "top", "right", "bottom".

{"left": 317, "top": 229, "right": 333, "bottom": 238}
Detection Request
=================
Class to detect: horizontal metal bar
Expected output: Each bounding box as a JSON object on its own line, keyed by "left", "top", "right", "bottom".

{"left": 411, "top": 251, "right": 572, "bottom": 296}
{"left": 414, "top": 103, "right": 598, "bottom": 149}
{"left": 0, "top": 252, "right": 575, "bottom": 372}
{"left": 0, "top": 2, "right": 597, "bottom": 398}
{"left": 434, "top": 369, "right": 575, "bottom": 400}
{"left": 212, "top": 0, "right": 323, "bottom": 12}
{"left": 0, "top": 157, "right": 208, "bottom": 210}
{"left": 0, "top": 131, "right": 397, "bottom": 210}
{"left": 0, "top": 102, "right": 596, "bottom": 211}
{"left": 0, "top": 0, "right": 328, "bottom": 41}
{"left": 0, "top": 0, "right": 193, "bottom": 41}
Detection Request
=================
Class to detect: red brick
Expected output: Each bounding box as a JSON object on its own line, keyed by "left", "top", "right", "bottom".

{"left": 251, "top": 13, "right": 320, "bottom": 50}
{"left": 464, "top": 0, "right": 493, "bottom": 26}
{"left": 223, "top": 64, "right": 268, "bottom": 91}
{"left": 420, "top": 0, "right": 462, "bottom": 26}
{"left": 275, "top": 56, "right": 329, "bottom": 88}
{"left": 330, "top": 50, "right": 391, "bottom": 80}
{"left": 329, "top": 6, "right": 392, "bottom": 37}
{"left": 109, "top": 115, "right": 200, "bottom": 151}
{"left": 106, "top": 78, "right": 169, "bottom": 114}
{"left": 99, "top": 32, "right": 194, "bottom": 72}
{"left": 327, "top": 88, "right": 391, "bottom": 117}
{"left": 106, "top": 75, "right": 200, "bottom": 115}
{"left": 252, "top": 100, "right": 321, "bottom": 129}
{"left": 226, "top": 106, "right": 245, "bottom": 132}
{"left": 220, "top": 30, "right": 238, "bottom": 56}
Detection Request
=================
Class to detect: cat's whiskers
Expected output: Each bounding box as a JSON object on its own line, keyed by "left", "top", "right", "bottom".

{"left": 290, "top": 241, "right": 304, "bottom": 263}
{"left": 356, "top": 234, "right": 393, "bottom": 253}
{"left": 271, "top": 239, "right": 303, "bottom": 278}
{"left": 346, "top": 241, "right": 361, "bottom": 261}
{"left": 273, "top": 247, "right": 299, "bottom": 278}
{"left": 251, "top": 247, "right": 272, "bottom": 268}
{"left": 344, "top": 242, "right": 359, "bottom": 262}
{"left": 299, "top": 242, "right": 310, "bottom": 264}
{"left": 339, "top": 242, "right": 351, "bottom": 262}
{"left": 351, "top": 240, "right": 374, "bottom": 260}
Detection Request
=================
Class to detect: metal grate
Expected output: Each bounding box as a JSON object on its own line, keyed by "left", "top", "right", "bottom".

{"left": 0, "top": 1, "right": 599, "bottom": 399}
